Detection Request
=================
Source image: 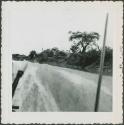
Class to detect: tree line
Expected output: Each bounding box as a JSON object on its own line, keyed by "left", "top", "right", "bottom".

{"left": 12, "top": 31, "right": 112, "bottom": 75}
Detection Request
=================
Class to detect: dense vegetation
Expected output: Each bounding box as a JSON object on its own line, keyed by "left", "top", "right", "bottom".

{"left": 12, "top": 31, "right": 113, "bottom": 75}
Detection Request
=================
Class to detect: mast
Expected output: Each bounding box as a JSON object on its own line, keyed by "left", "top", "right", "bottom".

{"left": 94, "top": 13, "right": 109, "bottom": 112}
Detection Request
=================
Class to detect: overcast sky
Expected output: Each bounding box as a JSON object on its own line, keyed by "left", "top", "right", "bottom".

{"left": 2, "top": 2, "right": 122, "bottom": 55}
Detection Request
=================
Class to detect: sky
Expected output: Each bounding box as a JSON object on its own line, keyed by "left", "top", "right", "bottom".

{"left": 2, "top": 2, "right": 122, "bottom": 55}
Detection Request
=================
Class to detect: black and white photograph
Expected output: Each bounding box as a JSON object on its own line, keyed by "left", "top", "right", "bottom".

{"left": 1, "top": 1, "right": 123, "bottom": 124}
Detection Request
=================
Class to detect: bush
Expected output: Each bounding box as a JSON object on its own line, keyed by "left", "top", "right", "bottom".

{"left": 104, "top": 47, "right": 112, "bottom": 67}
{"left": 84, "top": 49, "right": 100, "bottom": 67}
{"left": 67, "top": 53, "right": 82, "bottom": 66}
{"left": 28, "top": 50, "right": 37, "bottom": 60}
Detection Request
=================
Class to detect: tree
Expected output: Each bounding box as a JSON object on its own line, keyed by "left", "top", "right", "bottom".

{"left": 29, "top": 50, "right": 37, "bottom": 60}
{"left": 70, "top": 45, "right": 79, "bottom": 53}
{"left": 104, "top": 46, "right": 113, "bottom": 67}
{"left": 43, "top": 49, "right": 53, "bottom": 57}
{"left": 69, "top": 31, "right": 100, "bottom": 54}
{"left": 84, "top": 49, "right": 100, "bottom": 66}
{"left": 51, "top": 47, "right": 59, "bottom": 56}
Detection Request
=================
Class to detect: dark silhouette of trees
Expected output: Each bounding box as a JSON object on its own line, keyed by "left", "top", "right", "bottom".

{"left": 12, "top": 32, "right": 112, "bottom": 75}
{"left": 70, "top": 45, "right": 79, "bottom": 53}
{"left": 69, "top": 31, "right": 100, "bottom": 54}
{"left": 104, "top": 46, "right": 113, "bottom": 66}
{"left": 29, "top": 50, "right": 37, "bottom": 60}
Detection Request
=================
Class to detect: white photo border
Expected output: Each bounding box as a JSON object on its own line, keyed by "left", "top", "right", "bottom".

{"left": 1, "top": 1, "right": 123, "bottom": 124}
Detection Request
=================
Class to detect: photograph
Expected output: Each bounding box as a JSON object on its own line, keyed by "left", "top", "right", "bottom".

{"left": 1, "top": 1, "right": 123, "bottom": 124}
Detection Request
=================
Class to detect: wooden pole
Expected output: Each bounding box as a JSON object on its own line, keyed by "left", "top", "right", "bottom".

{"left": 94, "top": 13, "right": 109, "bottom": 112}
